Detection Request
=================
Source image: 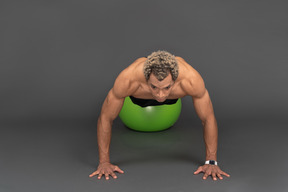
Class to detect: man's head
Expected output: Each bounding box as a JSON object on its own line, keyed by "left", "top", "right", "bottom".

{"left": 143, "top": 50, "right": 179, "bottom": 102}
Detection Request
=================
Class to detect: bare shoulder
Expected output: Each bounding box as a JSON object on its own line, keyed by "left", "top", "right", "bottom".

{"left": 177, "top": 57, "right": 206, "bottom": 98}
{"left": 111, "top": 58, "right": 144, "bottom": 99}
{"left": 175, "top": 56, "right": 186, "bottom": 62}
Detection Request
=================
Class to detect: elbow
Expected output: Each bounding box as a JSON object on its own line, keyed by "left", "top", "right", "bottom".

{"left": 98, "top": 115, "right": 113, "bottom": 128}
{"left": 201, "top": 114, "right": 216, "bottom": 126}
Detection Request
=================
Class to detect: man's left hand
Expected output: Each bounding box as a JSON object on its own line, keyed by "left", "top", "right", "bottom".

{"left": 194, "top": 164, "right": 230, "bottom": 180}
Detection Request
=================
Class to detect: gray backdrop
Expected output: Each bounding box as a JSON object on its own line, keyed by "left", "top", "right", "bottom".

{"left": 1, "top": 0, "right": 287, "bottom": 192}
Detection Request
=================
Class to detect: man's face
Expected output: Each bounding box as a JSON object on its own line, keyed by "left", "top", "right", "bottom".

{"left": 147, "top": 73, "right": 175, "bottom": 102}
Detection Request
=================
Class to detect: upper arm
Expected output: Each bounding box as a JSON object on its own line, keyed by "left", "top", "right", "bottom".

{"left": 193, "top": 88, "right": 215, "bottom": 122}
{"left": 99, "top": 68, "right": 137, "bottom": 122}
{"left": 182, "top": 70, "right": 215, "bottom": 122}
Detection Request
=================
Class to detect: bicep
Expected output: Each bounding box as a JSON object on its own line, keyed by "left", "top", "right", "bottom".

{"left": 99, "top": 66, "right": 138, "bottom": 122}
{"left": 100, "top": 88, "right": 125, "bottom": 122}
{"left": 182, "top": 69, "right": 214, "bottom": 121}
{"left": 192, "top": 89, "right": 215, "bottom": 122}
{"left": 99, "top": 70, "right": 134, "bottom": 122}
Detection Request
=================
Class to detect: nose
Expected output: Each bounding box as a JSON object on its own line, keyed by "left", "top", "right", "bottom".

{"left": 156, "top": 90, "right": 165, "bottom": 98}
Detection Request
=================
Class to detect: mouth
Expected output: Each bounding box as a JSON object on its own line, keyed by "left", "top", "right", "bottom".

{"left": 156, "top": 98, "right": 166, "bottom": 102}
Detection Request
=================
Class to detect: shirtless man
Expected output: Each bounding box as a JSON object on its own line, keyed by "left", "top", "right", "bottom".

{"left": 89, "top": 50, "right": 230, "bottom": 181}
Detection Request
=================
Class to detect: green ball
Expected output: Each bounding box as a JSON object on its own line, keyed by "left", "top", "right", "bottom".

{"left": 119, "top": 97, "right": 182, "bottom": 132}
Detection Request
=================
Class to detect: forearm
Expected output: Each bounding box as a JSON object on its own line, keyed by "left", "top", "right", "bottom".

{"left": 97, "top": 117, "right": 113, "bottom": 163}
{"left": 202, "top": 115, "right": 218, "bottom": 161}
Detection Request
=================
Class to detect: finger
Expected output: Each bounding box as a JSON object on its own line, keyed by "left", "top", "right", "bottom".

{"left": 111, "top": 172, "right": 117, "bottom": 179}
{"left": 221, "top": 171, "right": 230, "bottom": 178}
{"left": 114, "top": 166, "right": 124, "bottom": 174}
{"left": 217, "top": 173, "right": 223, "bottom": 180}
{"left": 203, "top": 173, "right": 209, "bottom": 180}
{"left": 98, "top": 173, "right": 103, "bottom": 180}
{"left": 212, "top": 173, "right": 217, "bottom": 181}
{"left": 194, "top": 167, "right": 203, "bottom": 175}
{"left": 105, "top": 173, "right": 110, "bottom": 180}
{"left": 89, "top": 170, "right": 99, "bottom": 177}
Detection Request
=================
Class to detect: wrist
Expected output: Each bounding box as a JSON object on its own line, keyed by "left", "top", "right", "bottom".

{"left": 99, "top": 158, "right": 110, "bottom": 164}
{"left": 99, "top": 153, "right": 110, "bottom": 164}
{"left": 99, "top": 161, "right": 110, "bottom": 164}
{"left": 205, "top": 160, "right": 218, "bottom": 166}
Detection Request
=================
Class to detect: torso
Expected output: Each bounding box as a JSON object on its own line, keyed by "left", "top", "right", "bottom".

{"left": 127, "top": 56, "right": 197, "bottom": 99}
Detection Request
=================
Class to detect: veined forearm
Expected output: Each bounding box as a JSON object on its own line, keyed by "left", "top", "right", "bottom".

{"left": 97, "top": 117, "right": 113, "bottom": 163}
{"left": 202, "top": 116, "right": 218, "bottom": 161}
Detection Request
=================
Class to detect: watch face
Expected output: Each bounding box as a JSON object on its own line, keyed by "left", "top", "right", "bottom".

{"left": 209, "top": 160, "right": 215, "bottom": 165}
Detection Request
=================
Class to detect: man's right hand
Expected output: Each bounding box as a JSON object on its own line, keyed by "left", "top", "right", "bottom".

{"left": 89, "top": 162, "right": 124, "bottom": 180}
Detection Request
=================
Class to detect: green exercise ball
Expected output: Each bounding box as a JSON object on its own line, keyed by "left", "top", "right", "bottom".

{"left": 119, "top": 97, "right": 182, "bottom": 132}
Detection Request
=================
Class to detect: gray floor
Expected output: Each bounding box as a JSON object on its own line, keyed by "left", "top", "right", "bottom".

{"left": 1, "top": 0, "right": 288, "bottom": 191}
{"left": 1, "top": 113, "right": 288, "bottom": 192}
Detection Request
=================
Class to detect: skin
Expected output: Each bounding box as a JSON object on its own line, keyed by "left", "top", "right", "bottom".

{"left": 89, "top": 56, "right": 230, "bottom": 181}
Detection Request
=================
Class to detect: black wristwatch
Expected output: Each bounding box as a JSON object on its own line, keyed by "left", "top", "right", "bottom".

{"left": 205, "top": 160, "right": 218, "bottom": 166}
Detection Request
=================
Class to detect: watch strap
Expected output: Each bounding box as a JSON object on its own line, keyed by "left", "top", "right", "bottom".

{"left": 205, "top": 160, "right": 218, "bottom": 166}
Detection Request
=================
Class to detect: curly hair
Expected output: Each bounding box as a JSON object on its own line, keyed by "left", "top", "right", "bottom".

{"left": 143, "top": 50, "right": 179, "bottom": 81}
